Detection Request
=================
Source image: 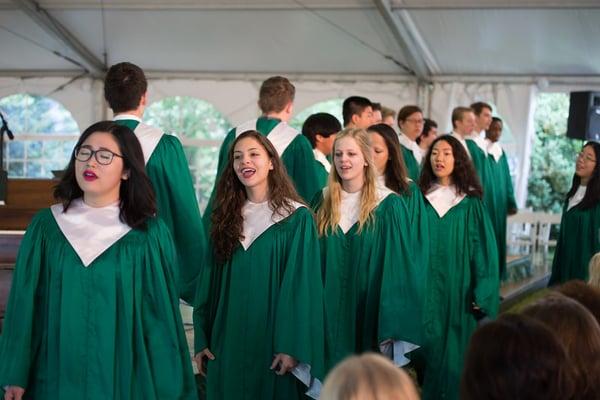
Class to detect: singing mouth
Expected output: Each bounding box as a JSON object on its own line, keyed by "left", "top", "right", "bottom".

{"left": 83, "top": 170, "right": 98, "bottom": 181}
{"left": 240, "top": 167, "right": 256, "bottom": 179}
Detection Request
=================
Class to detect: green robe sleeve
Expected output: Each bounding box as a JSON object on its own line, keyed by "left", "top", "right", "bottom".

{"left": 273, "top": 207, "right": 326, "bottom": 381}
{"left": 146, "top": 135, "right": 206, "bottom": 304}
{"left": 0, "top": 211, "right": 47, "bottom": 389}
{"left": 501, "top": 152, "right": 517, "bottom": 211}
{"left": 281, "top": 135, "right": 323, "bottom": 203}
{"left": 377, "top": 196, "right": 423, "bottom": 351}
{"left": 139, "top": 218, "right": 197, "bottom": 399}
{"left": 468, "top": 198, "right": 500, "bottom": 318}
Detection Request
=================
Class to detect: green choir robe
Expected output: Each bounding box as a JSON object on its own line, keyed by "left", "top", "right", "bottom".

{"left": 194, "top": 204, "right": 325, "bottom": 400}
{"left": 421, "top": 186, "right": 499, "bottom": 400}
{"left": 549, "top": 188, "right": 600, "bottom": 285}
{"left": 313, "top": 148, "right": 330, "bottom": 192}
{"left": 402, "top": 180, "right": 430, "bottom": 285}
{"left": 313, "top": 188, "right": 422, "bottom": 372}
{"left": 115, "top": 116, "right": 205, "bottom": 303}
{"left": 202, "top": 117, "right": 321, "bottom": 229}
{"left": 486, "top": 147, "right": 517, "bottom": 279}
{"left": 0, "top": 204, "right": 196, "bottom": 400}
{"left": 400, "top": 145, "right": 421, "bottom": 182}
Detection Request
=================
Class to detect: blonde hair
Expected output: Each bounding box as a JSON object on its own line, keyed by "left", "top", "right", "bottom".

{"left": 317, "top": 128, "right": 378, "bottom": 235}
{"left": 589, "top": 252, "right": 600, "bottom": 288}
{"left": 321, "top": 353, "right": 420, "bottom": 400}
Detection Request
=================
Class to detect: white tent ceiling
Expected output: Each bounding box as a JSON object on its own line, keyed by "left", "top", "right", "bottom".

{"left": 2, "top": 0, "right": 600, "bottom": 80}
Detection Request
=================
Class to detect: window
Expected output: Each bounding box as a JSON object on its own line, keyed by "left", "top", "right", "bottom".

{"left": 144, "top": 96, "right": 232, "bottom": 212}
{"left": 0, "top": 94, "right": 79, "bottom": 178}
{"left": 290, "top": 98, "right": 343, "bottom": 131}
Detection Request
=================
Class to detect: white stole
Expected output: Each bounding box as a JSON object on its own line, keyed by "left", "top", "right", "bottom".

{"left": 450, "top": 132, "right": 471, "bottom": 158}
{"left": 236, "top": 118, "right": 299, "bottom": 157}
{"left": 485, "top": 138, "right": 503, "bottom": 162}
{"left": 425, "top": 184, "right": 466, "bottom": 218}
{"left": 51, "top": 199, "right": 131, "bottom": 267}
{"left": 113, "top": 114, "right": 163, "bottom": 164}
{"left": 567, "top": 185, "right": 587, "bottom": 211}
{"left": 398, "top": 132, "right": 423, "bottom": 164}
{"left": 240, "top": 199, "right": 304, "bottom": 250}
{"left": 313, "top": 149, "right": 331, "bottom": 172}
{"left": 338, "top": 185, "right": 393, "bottom": 233}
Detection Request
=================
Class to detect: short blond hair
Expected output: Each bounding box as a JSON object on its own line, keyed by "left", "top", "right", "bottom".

{"left": 589, "top": 253, "right": 600, "bottom": 288}
{"left": 321, "top": 353, "right": 420, "bottom": 400}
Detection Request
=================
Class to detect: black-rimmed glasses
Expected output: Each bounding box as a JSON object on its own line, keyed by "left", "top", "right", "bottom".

{"left": 74, "top": 146, "right": 124, "bottom": 165}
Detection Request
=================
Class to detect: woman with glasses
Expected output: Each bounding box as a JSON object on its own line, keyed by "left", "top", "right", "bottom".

{"left": 550, "top": 141, "right": 600, "bottom": 285}
{"left": 0, "top": 121, "right": 196, "bottom": 400}
{"left": 396, "top": 105, "right": 425, "bottom": 182}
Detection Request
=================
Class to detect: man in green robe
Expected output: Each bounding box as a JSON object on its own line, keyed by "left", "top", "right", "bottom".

{"left": 301, "top": 112, "right": 341, "bottom": 190}
{"left": 485, "top": 117, "right": 518, "bottom": 279}
{"left": 202, "top": 76, "right": 321, "bottom": 228}
{"left": 0, "top": 204, "right": 197, "bottom": 399}
{"left": 104, "top": 62, "right": 205, "bottom": 303}
{"left": 396, "top": 105, "right": 425, "bottom": 182}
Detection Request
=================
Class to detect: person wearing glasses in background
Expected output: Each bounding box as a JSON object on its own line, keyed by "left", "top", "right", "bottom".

{"left": 0, "top": 121, "right": 197, "bottom": 400}
{"left": 396, "top": 105, "right": 425, "bottom": 182}
{"left": 550, "top": 141, "right": 600, "bottom": 285}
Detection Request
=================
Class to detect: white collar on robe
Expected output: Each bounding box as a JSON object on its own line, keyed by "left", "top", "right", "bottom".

{"left": 338, "top": 185, "right": 393, "bottom": 234}
{"left": 485, "top": 138, "right": 503, "bottom": 162}
{"left": 567, "top": 185, "right": 587, "bottom": 211}
{"left": 51, "top": 199, "right": 132, "bottom": 267}
{"left": 240, "top": 199, "right": 305, "bottom": 250}
{"left": 466, "top": 132, "right": 488, "bottom": 155}
{"left": 113, "top": 114, "right": 163, "bottom": 164}
{"left": 235, "top": 118, "right": 299, "bottom": 158}
{"left": 450, "top": 132, "right": 471, "bottom": 158}
{"left": 425, "top": 184, "right": 466, "bottom": 218}
{"left": 397, "top": 132, "right": 423, "bottom": 164}
{"left": 313, "top": 148, "right": 331, "bottom": 172}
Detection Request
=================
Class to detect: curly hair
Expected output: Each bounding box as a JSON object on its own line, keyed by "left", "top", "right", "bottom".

{"left": 210, "top": 130, "right": 304, "bottom": 263}
{"left": 566, "top": 141, "right": 600, "bottom": 210}
{"left": 418, "top": 135, "right": 483, "bottom": 198}
{"left": 367, "top": 123, "right": 409, "bottom": 194}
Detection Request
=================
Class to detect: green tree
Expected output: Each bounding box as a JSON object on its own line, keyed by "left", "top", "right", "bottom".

{"left": 290, "top": 99, "right": 343, "bottom": 131}
{"left": 527, "top": 93, "right": 583, "bottom": 213}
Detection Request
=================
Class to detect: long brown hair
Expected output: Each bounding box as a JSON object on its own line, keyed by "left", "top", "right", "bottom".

{"left": 316, "top": 128, "right": 379, "bottom": 236}
{"left": 367, "top": 123, "right": 410, "bottom": 194}
{"left": 210, "top": 130, "right": 304, "bottom": 263}
{"left": 418, "top": 135, "right": 483, "bottom": 198}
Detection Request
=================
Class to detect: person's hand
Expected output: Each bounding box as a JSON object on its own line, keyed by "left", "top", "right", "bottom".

{"left": 194, "top": 348, "right": 215, "bottom": 377}
{"left": 4, "top": 386, "right": 25, "bottom": 400}
{"left": 270, "top": 353, "right": 298, "bottom": 375}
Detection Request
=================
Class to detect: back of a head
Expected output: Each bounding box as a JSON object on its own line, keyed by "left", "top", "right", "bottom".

{"left": 461, "top": 313, "right": 575, "bottom": 400}
{"left": 258, "top": 76, "right": 295, "bottom": 114}
{"left": 321, "top": 353, "right": 419, "bottom": 400}
{"left": 301, "top": 112, "right": 342, "bottom": 148}
{"left": 104, "top": 62, "right": 147, "bottom": 113}
{"left": 342, "top": 96, "right": 373, "bottom": 126}
{"left": 523, "top": 294, "right": 600, "bottom": 398}
{"left": 554, "top": 279, "right": 600, "bottom": 325}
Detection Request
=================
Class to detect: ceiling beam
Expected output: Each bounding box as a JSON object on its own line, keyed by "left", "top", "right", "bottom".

{"left": 11, "top": 0, "right": 105, "bottom": 76}
{"left": 373, "top": 0, "right": 431, "bottom": 81}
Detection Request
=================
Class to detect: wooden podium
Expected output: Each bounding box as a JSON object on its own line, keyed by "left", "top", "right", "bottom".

{"left": 0, "top": 178, "right": 56, "bottom": 331}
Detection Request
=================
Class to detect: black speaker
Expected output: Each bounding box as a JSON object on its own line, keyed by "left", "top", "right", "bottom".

{"left": 567, "top": 91, "right": 600, "bottom": 141}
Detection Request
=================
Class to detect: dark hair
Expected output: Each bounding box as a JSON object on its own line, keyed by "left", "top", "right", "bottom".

{"left": 418, "top": 135, "right": 483, "bottom": 198}
{"left": 461, "top": 313, "right": 576, "bottom": 400}
{"left": 367, "top": 123, "right": 409, "bottom": 194}
{"left": 104, "top": 62, "right": 148, "bottom": 113}
{"left": 211, "top": 131, "right": 304, "bottom": 263}
{"left": 470, "top": 101, "right": 492, "bottom": 116}
{"left": 396, "top": 105, "right": 422, "bottom": 127}
{"left": 371, "top": 102, "right": 382, "bottom": 111}
{"left": 566, "top": 141, "right": 600, "bottom": 210}
{"left": 491, "top": 116, "right": 502, "bottom": 124}
{"left": 417, "top": 118, "right": 438, "bottom": 145}
{"left": 451, "top": 106, "right": 474, "bottom": 128}
{"left": 302, "top": 113, "right": 342, "bottom": 148}
{"left": 523, "top": 294, "right": 600, "bottom": 399}
{"left": 555, "top": 280, "right": 600, "bottom": 326}
{"left": 258, "top": 76, "right": 295, "bottom": 114}
{"left": 342, "top": 96, "right": 372, "bottom": 126}
{"left": 54, "top": 121, "right": 156, "bottom": 229}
